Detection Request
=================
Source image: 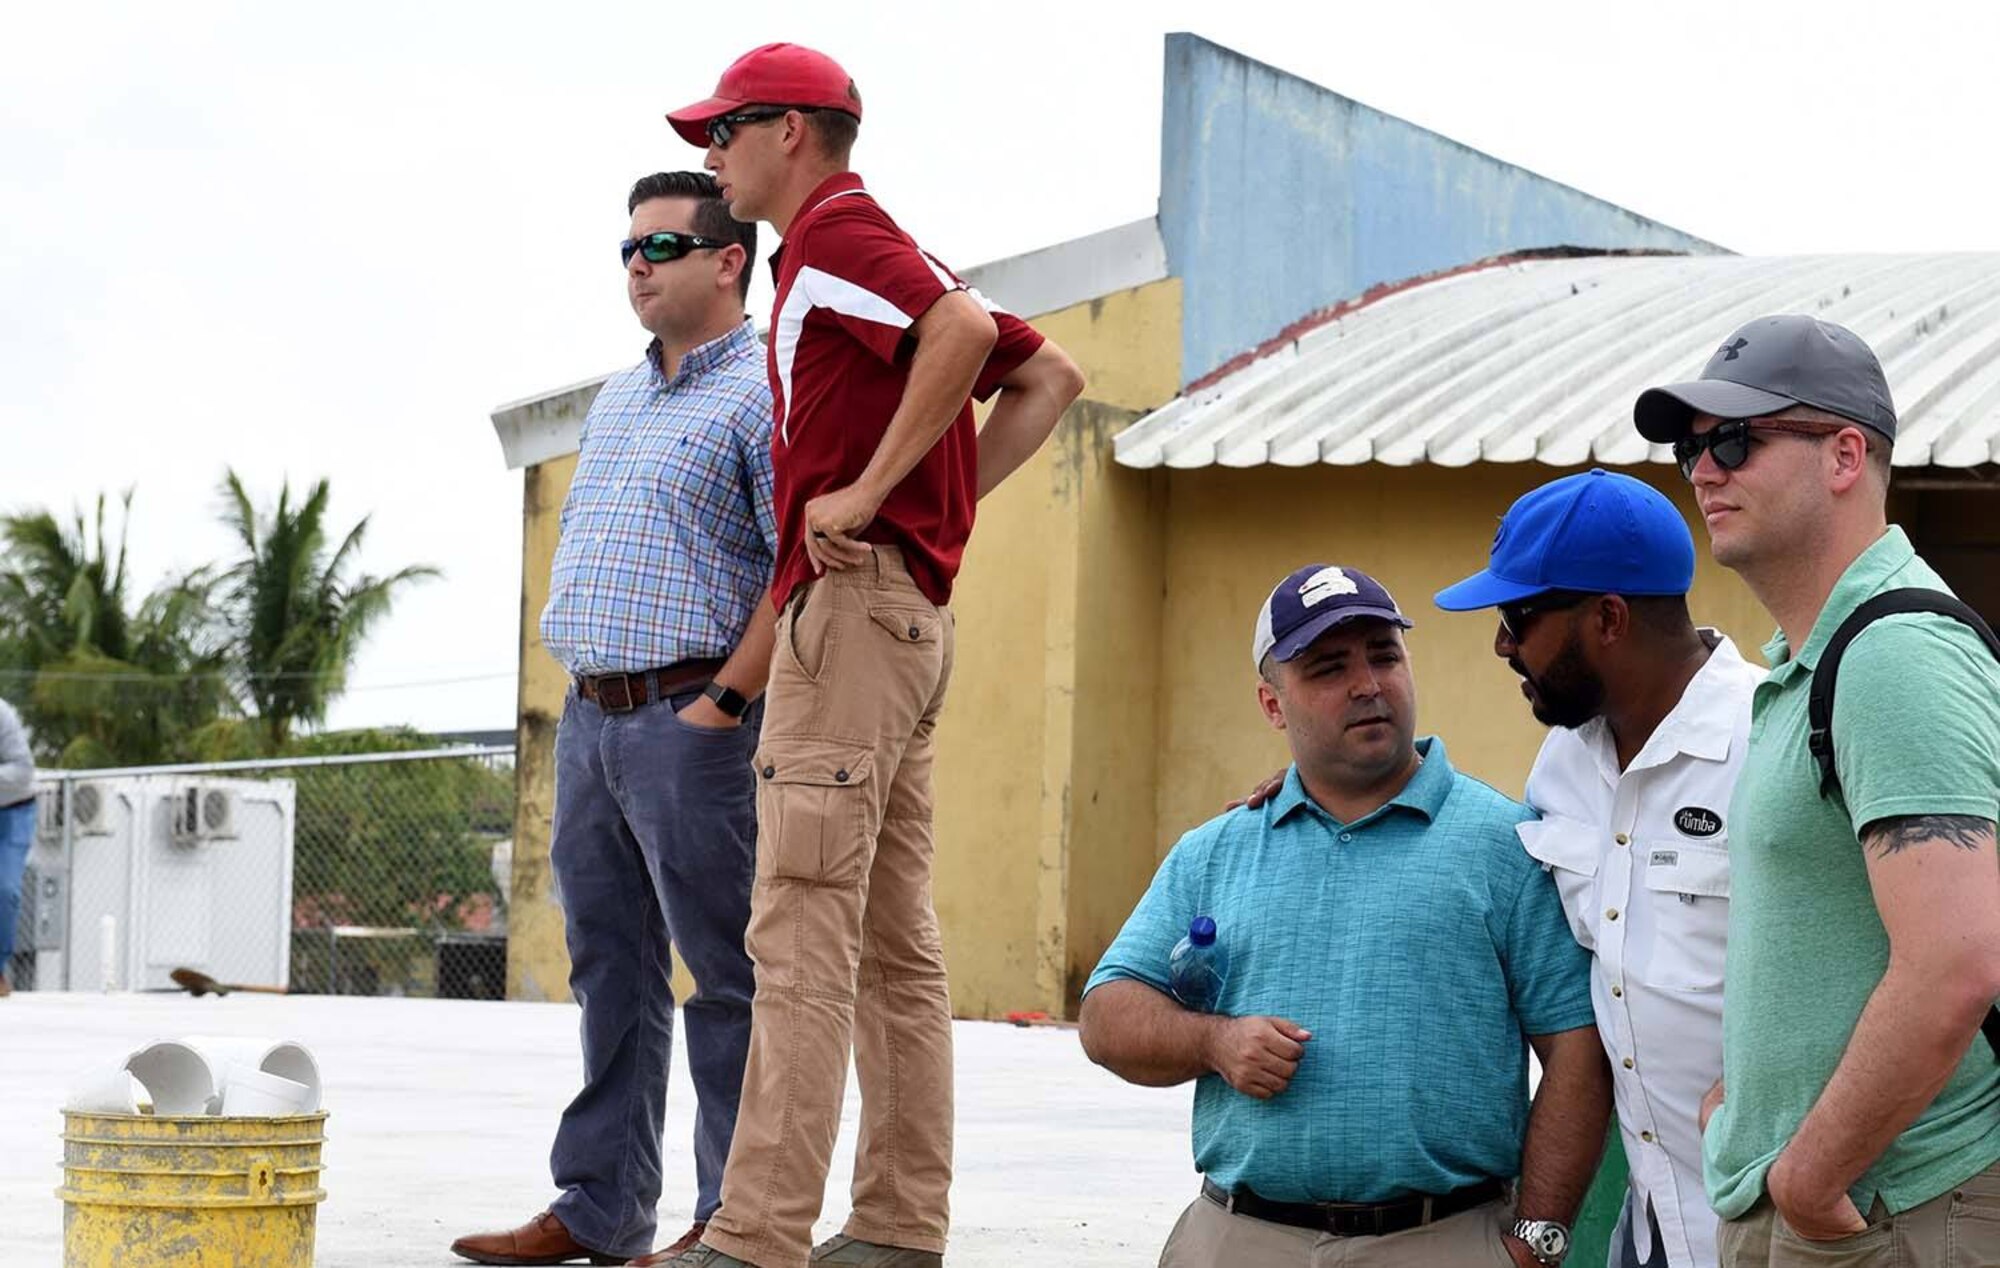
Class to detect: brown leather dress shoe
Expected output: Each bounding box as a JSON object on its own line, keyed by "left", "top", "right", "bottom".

{"left": 624, "top": 1221, "right": 706, "bottom": 1265}
{"left": 450, "top": 1210, "right": 621, "bottom": 1265}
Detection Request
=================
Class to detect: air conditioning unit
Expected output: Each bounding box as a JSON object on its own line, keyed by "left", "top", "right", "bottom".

{"left": 170, "top": 783, "right": 238, "bottom": 844}
{"left": 37, "top": 782, "right": 112, "bottom": 839}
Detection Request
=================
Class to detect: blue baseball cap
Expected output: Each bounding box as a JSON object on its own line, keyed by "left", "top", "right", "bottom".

{"left": 1433, "top": 469, "right": 1694, "bottom": 611}
{"left": 1253, "top": 564, "right": 1412, "bottom": 673}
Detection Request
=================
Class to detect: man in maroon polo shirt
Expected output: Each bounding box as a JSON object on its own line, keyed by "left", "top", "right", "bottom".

{"left": 651, "top": 43, "right": 1085, "bottom": 1268}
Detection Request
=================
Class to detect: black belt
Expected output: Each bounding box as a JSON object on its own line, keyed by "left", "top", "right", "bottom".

{"left": 1, "top": 796, "right": 32, "bottom": 811}
{"left": 574, "top": 658, "right": 725, "bottom": 713}
{"left": 1201, "top": 1177, "right": 1507, "bottom": 1238}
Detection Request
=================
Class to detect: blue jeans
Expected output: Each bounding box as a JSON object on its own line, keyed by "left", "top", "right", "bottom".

{"left": 0, "top": 799, "right": 34, "bottom": 968}
{"left": 546, "top": 688, "right": 760, "bottom": 1259}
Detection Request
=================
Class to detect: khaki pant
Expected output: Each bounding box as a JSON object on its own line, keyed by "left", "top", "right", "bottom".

{"left": 1718, "top": 1159, "right": 2000, "bottom": 1267}
{"left": 704, "top": 549, "right": 955, "bottom": 1268}
{"left": 1159, "top": 1192, "right": 1516, "bottom": 1267}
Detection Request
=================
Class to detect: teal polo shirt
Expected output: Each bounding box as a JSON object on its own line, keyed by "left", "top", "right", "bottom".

{"left": 1084, "top": 736, "right": 1595, "bottom": 1203}
{"left": 1704, "top": 527, "right": 2000, "bottom": 1219}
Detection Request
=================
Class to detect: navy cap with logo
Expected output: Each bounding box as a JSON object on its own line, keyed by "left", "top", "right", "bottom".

{"left": 1252, "top": 564, "right": 1412, "bottom": 674}
{"left": 1633, "top": 314, "right": 1897, "bottom": 444}
{"left": 1433, "top": 468, "right": 1695, "bottom": 611}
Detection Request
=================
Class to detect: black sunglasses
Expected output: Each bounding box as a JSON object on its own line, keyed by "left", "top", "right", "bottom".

{"left": 706, "top": 105, "right": 824, "bottom": 149}
{"left": 619, "top": 231, "right": 732, "bottom": 267}
{"left": 1672, "top": 418, "right": 1845, "bottom": 480}
{"left": 1497, "top": 591, "right": 1596, "bottom": 643}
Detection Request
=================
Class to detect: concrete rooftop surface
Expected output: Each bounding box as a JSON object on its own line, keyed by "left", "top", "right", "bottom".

{"left": 0, "top": 992, "right": 1194, "bottom": 1267}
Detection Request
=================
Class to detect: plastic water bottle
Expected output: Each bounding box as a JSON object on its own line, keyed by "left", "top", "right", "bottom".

{"left": 1168, "top": 916, "right": 1229, "bottom": 1012}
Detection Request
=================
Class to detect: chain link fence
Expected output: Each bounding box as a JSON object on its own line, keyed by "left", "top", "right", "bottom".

{"left": 10, "top": 746, "right": 514, "bottom": 1000}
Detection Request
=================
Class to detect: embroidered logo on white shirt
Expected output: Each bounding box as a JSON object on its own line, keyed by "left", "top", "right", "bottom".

{"left": 1674, "top": 806, "right": 1723, "bottom": 837}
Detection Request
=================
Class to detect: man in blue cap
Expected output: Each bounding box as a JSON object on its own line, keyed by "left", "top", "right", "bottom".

{"left": 1634, "top": 317, "right": 2000, "bottom": 1268}
{"left": 1435, "top": 468, "right": 1763, "bottom": 1268}
{"left": 1082, "top": 564, "right": 1610, "bottom": 1268}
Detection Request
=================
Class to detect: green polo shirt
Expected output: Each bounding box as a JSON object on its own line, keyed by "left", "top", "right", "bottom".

{"left": 1704, "top": 526, "right": 2000, "bottom": 1219}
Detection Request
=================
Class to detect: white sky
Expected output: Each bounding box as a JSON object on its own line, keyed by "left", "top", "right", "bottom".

{"left": 5, "top": 0, "right": 1996, "bottom": 734}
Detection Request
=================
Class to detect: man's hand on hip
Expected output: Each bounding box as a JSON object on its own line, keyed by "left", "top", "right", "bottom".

{"left": 1200, "top": 1015, "right": 1311, "bottom": 1099}
{"left": 804, "top": 482, "right": 880, "bottom": 573}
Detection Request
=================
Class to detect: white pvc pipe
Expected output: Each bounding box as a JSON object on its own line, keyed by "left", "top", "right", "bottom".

{"left": 98, "top": 914, "right": 117, "bottom": 992}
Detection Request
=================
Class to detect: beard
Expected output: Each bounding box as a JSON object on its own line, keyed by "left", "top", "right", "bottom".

{"left": 1515, "top": 632, "right": 1606, "bottom": 731}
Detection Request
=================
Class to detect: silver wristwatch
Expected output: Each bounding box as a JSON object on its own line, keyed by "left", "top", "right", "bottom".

{"left": 1507, "top": 1218, "right": 1571, "bottom": 1265}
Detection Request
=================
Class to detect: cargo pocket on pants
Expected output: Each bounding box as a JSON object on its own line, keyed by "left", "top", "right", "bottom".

{"left": 754, "top": 739, "right": 876, "bottom": 884}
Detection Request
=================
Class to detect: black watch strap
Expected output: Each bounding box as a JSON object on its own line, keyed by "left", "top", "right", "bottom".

{"left": 703, "top": 680, "right": 750, "bottom": 718}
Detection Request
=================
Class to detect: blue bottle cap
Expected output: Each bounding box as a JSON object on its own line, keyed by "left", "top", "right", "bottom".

{"left": 1188, "top": 916, "right": 1217, "bottom": 946}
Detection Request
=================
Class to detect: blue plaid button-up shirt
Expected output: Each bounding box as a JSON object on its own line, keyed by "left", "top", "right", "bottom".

{"left": 539, "top": 320, "right": 777, "bottom": 675}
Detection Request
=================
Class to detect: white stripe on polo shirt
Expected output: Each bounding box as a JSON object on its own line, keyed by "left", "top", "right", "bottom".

{"left": 772, "top": 264, "right": 916, "bottom": 444}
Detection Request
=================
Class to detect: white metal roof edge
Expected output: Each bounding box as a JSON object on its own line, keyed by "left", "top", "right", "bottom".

{"left": 1114, "top": 253, "right": 2000, "bottom": 472}
{"left": 959, "top": 217, "right": 1169, "bottom": 319}
{"left": 490, "top": 374, "right": 610, "bottom": 471}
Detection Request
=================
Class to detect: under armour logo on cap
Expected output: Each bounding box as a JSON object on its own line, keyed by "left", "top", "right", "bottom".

{"left": 1633, "top": 314, "right": 1898, "bottom": 443}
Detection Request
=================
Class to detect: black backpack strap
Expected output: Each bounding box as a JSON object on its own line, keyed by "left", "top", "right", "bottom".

{"left": 1805, "top": 587, "right": 2000, "bottom": 1061}
{"left": 1808, "top": 589, "right": 2000, "bottom": 800}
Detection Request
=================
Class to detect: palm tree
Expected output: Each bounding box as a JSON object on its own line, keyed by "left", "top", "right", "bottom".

{"left": 0, "top": 493, "right": 135, "bottom": 669}
{"left": 0, "top": 494, "right": 235, "bottom": 765}
{"left": 216, "top": 471, "right": 440, "bottom": 749}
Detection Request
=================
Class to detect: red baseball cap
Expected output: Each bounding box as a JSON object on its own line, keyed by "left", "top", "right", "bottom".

{"left": 666, "top": 43, "right": 862, "bottom": 147}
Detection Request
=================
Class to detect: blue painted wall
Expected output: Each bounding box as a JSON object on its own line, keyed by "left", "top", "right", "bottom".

{"left": 1159, "top": 33, "right": 1724, "bottom": 386}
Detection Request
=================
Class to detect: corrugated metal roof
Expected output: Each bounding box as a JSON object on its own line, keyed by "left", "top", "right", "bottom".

{"left": 1113, "top": 253, "right": 2000, "bottom": 470}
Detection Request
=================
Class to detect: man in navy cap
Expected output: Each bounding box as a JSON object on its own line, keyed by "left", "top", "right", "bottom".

{"left": 1081, "top": 564, "right": 1610, "bottom": 1268}
{"left": 1436, "top": 468, "right": 1763, "bottom": 1268}
{"left": 1634, "top": 317, "right": 2000, "bottom": 1267}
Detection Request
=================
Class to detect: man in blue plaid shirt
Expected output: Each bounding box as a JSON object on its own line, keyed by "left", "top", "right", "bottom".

{"left": 454, "top": 171, "right": 777, "bottom": 1268}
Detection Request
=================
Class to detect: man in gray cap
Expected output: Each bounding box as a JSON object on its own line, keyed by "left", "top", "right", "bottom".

{"left": 1634, "top": 316, "right": 2000, "bottom": 1266}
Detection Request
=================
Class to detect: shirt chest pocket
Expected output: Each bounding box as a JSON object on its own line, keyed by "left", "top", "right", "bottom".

{"left": 1517, "top": 818, "right": 1602, "bottom": 953}
{"left": 1636, "top": 840, "right": 1729, "bottom": 991}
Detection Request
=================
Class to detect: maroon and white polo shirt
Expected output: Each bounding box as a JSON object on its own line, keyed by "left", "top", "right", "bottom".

{"left": 765, "top": 171, "right": 1044, "bottom": 609}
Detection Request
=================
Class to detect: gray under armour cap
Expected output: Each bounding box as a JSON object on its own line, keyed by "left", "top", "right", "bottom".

{"left": 1633, "top": 314, "right": 1897, "bottom": 444}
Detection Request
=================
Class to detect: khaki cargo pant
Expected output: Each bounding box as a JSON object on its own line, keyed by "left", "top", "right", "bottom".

{"left": 1159, "top": 1191, "right": 1517, "bottom": 1267}
{"left": 704, "top": 548, "right": 955, "bottom": 1268}
{"left": 1718, "top": 1159, "right": 2000, "bottom": 1267}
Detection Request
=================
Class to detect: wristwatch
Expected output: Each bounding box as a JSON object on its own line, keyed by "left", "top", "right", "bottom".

{"left": 703, "top": 680, "right": 750, "bottom": 719}
{"left": 1507, "top": 1218, "right": 1571, "bottom": 1265}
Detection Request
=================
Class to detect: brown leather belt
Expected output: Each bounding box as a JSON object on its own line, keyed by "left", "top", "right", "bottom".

{"left": 574, "top": 658, "right": 726, "bottom": 714}
{"left": 1200, "top": 1177, "right": 1506, "bottom": 1238}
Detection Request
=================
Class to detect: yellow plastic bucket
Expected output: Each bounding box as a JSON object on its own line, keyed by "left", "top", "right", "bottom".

{"left": 58, "top": 1110, "right": 327, "bottom": 1268}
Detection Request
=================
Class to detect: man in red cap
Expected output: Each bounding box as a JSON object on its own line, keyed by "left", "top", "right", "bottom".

{"left": 652, "top": 42, "right": 1085, "bottom": 1268}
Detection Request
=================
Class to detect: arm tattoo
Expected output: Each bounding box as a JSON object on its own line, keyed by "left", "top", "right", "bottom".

{"left": 1862, "top": 814, "right": 1997, "bottom": 857}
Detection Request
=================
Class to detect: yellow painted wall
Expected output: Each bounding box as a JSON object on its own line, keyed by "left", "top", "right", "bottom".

{"left": 933, "top": 280, "right": 1181, "bottom": 1018}
{"left": 510, "top": 454, "right": 580, "bottom": 1002}
{"left": 1149, "top": 462, "right": 1772, "bottom": 851}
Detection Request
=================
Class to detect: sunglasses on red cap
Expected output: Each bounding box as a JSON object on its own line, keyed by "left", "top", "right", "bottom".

{"left": 705, "top": 105, "right": 829, "bottom": 149}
